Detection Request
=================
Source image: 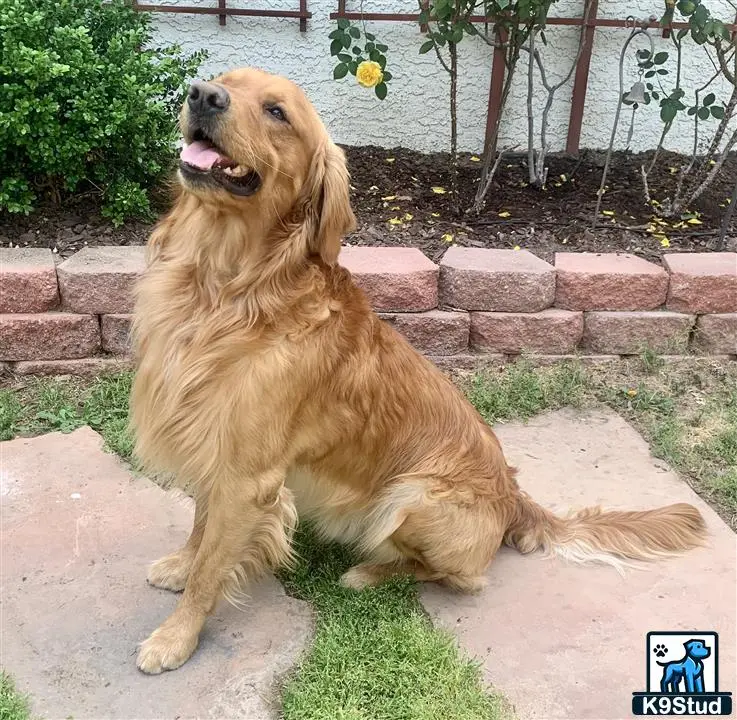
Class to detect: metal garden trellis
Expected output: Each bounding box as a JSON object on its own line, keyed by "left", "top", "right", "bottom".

{"left": 130, "top": 0, "right": 737, "bottom": 160}
{"left": 131, "top": 0, "right": 312, "bottom": 31}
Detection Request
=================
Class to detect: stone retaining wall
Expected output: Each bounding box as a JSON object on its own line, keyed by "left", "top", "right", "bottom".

{"left": 1, "top": 246, "right": 735, "bottom": 375}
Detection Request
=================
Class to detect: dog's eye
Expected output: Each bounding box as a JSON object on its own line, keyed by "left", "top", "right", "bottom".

{"left": 266, "top": 105, "right": 287, "bottom": 122}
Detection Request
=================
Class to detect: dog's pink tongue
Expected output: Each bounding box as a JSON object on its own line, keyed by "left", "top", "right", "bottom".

{"left": 180, "top": 141, "right": 222, "bottom": 170}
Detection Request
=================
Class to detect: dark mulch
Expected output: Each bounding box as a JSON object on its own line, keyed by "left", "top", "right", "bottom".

{"left": 2, "top": 147, "right": 735, "bottom": 262}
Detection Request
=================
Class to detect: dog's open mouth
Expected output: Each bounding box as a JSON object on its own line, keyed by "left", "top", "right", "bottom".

{"left": 179, "top": 133, "right": 261, "bottom": 197}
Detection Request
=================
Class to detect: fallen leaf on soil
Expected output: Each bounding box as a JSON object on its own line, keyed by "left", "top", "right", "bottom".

{"left": 404, "top": 213, "right": 414, "bottom": 221}
{"left": 470, "top": 155, "right": 480, "bottom": 162}
{"left": 513, "top": 245, "right": 521, "bottom": 250}
{"left": 442, "top": 233, "right": 453, "bottom": 243}
{"left": 602, "top": 210, "right": 615, "bottom": 216}
{"left": 431, "top": 212, "right": 440, "bottom": 217}
{"left": 382, "top": 195, "right": 396, "bottom": 201}
{"left": 498, "top": 211, "right": 511, "bottom": 218}
{"left": 388, "top": 218, "right": 403, "bottom": 225}
{"left": 431, "top": 186, "right": 446, "bottom": 194}
{"left": 687, "top": 218, "right": 703, "bottom": 225}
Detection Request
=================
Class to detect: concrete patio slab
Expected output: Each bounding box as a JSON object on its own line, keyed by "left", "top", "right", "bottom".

{"left": 421, "top": 408, "right": 736, "bottom": 720}
{"left": 1, "top": 428, "right": 313, "bottom": 720}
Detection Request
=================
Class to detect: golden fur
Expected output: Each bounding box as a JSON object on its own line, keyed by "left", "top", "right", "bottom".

{"left": 130, "top": 68, "right": 708, "bottom": 674}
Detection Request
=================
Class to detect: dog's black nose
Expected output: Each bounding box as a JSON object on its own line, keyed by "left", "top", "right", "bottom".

{"left": 187, "top": 81, "right": 230, "bottom": 116}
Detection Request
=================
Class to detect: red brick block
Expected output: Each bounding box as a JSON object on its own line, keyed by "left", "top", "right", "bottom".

{"left": 664, "top": 252, "right": 737, "bottom": 313}
{"left": 0, "top": 313, "right": 100, "bottom": 361}
{"left": 470, "top": 309, "right": 583, "bottom": 354}
{"left": 440, "top": 247, "right": 555, "bottom": 312}
{"left": 101, "top": 314, "right": 133, "bottom": 355}
{"left": 57, "top": 246, "right": 146, "bottom": 314}
{"left": 555, "top": 252, "right": 668, "bottom": 311}
{"left": 0, "top": 248, "right": 59, "bottom": 313}
{"left": 11, "top": 357, "right": 134, "bottom": 376}
{"left": 378, "top": 310, "right": 469, "bottom": 355}
{"left": 583, "top": 311, "right": 694, "bottom": 354}
{"left": 692, "top": 314, "right": 736, "bottom": 354}
{"left": 339, "top": 246, "right": 438, "bottom": 311}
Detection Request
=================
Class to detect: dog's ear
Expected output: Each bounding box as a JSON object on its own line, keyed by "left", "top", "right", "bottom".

{"left": 305, "top": 139, "right": 356, "bottom": 265}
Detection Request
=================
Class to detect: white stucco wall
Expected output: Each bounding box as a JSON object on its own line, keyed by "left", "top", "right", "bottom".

{"left": 148, "top": 0, "right": 736, "bottom": 154}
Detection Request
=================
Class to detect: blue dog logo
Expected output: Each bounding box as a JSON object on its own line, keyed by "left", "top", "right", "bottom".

{"left": 657, "top": 639, "right": 710, "bottom": 694}
{"left": 632, "top": 631, "right": 732, "bottom": 716}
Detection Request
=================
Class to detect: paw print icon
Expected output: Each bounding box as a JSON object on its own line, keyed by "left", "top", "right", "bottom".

{"left": 652, "top": 643, "right": 668, "bottom": 658}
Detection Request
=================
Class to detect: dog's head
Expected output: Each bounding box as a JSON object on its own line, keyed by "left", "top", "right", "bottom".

{"left": 178, "top": 67, "right": 355, "bottom": 263}
{"left": 684, "top": 640, "right": 711, "bottom": 660}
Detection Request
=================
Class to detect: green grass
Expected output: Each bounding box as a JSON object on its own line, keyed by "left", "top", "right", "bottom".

{"left": 279, "top": 529, "right": 510, "bottom": 720}
{"left": 1, "top": 354, "right": 735, "bottom": 717}
{"left": 0, "top": 373, "right": 134, "bottom": 458}
{"left": 0, "top": 673, "right": 30, "bottom": 720}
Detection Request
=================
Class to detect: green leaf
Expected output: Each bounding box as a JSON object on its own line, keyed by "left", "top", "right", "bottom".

{"left": 349, "top": 26, "right": 360, "bottom": 38}
{"left": 353, "top": 46, "right": 362, "bottom": 55}
{"left": 337, "top": 18, "right": 350, "bottom": 30}
{"left": 333, "top": 63, "right": 348, "bottom": 80}
{"left": 330, "top": 38, "right": 343, "bottom": 56}
{"left": 348, "top": 61, "right": 358, "bottom": 75}
{"left": 342, "top": 34, "right": 351, "bottom": 49}
{"left": 419, "top": 39, "right": 435, "bottom": 54}
{"left": 375, "top": 82, "right": 387, "bottom": 100}
{"left": 652, "top": 91, "right": 660, "bottom": 100}
{"left": 382, "top": 71, "right": 392, "bottom": 81}
{"left": 677, "top": 0, "right": 696, "bottom": 14}
{"left": 376, "top": 43, "right": 388, "bottom": 52}
{"left": 328, "top": 29, "right": 342, "bottom": 39}
{"left": 653, "top": 51, "right": 668, "bottom": 64}
{"left": 365, "top": 32, "right": 375, "bottom": 41}
{"left": 450, "top": 28, "right": 463, "bottom": 43}
{"left": 338, "top": 53, "right": 352, "bottom": 62}
{"left": 687, "top": 106, "right": 697, "bottom": 115}
{"left": 677, "top": 27, "right": 689, "bottom": 39}
{"left": 369, "top": 49, "right": 380, "bottom": 62}
{"left": 645, "top": 70, "right": 656, "bottom": 78}
{"left": 418, "top": 10, "right": 430, "bottom": 25}
{"left": 377, "top": 54, "right": 386, "bottom": 70}
{"left": 697, "top": 106, "right": 710, "bottom": 120}
{"left": 637, "top": 49, "right": 651, "bottom": 60}
{"left": 497, "top": 0, "right": 510, "bottom": 8}
{"left": 693, "top": 4, "right": 709, "bottom": 27}
{"left": 711, "top": 105, "right": 725, "bottom": 119}
{"left": 657, "top": 69, "right": 668, "bottom": 75}
{"left": 703, "top": 92, "right": 715, "bottom": 106}
{"left": 661, "top": 103, "right": 678, "bottom": 123}
{"left": 365, "top": 41, "right": 375, "bottom": 52}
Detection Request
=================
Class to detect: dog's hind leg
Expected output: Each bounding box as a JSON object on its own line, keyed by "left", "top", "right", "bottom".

{"left": 341, "top": 489, "right": 505, "bottom": 593}
{"left": 147, "top": 494, "right": 208, "bottom": 592}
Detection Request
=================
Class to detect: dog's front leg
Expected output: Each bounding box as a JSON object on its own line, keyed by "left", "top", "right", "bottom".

{"left": 136, "top": 468, "right": 292, "bottom": 674}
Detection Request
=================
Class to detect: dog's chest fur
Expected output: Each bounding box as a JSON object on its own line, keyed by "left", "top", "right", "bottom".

{"left": 130, "top": 266, "right": 301, "bottom": 485}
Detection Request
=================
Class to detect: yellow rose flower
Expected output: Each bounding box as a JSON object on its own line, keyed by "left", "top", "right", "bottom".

{"left": 356, "top": 60, "right": 383, "bottom": 88}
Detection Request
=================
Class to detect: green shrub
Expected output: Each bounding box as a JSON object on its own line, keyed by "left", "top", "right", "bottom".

{"left": 0, "top": 0, "right": 206, "bottom": 224}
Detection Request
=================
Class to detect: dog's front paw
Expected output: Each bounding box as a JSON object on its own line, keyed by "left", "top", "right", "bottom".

{"left": 136, "top": 625, "right": 199, "bottom": 674}
{"left": 147, "top": 552, "right": 191, "bottom": 592}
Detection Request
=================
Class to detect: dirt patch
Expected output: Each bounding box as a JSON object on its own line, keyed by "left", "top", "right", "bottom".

{"left": 2, "top": 148, "right": 735, "bottom": 262}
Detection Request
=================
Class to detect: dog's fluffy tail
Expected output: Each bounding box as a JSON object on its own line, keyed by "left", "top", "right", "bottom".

{"left": 503, "top": 492, "right": 707, "bottom": 573}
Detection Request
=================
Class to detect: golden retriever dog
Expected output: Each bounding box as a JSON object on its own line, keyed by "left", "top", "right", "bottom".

{"left": 130, "top": 67, "right": 707, "bottom": 674}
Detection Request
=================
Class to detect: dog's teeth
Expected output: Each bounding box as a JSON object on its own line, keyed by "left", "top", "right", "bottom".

{"left": 230, "top": 165, "right": 249, "bottom": 177}
{"left": 223, "top": 166, "right": 234, "bottom": 175}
